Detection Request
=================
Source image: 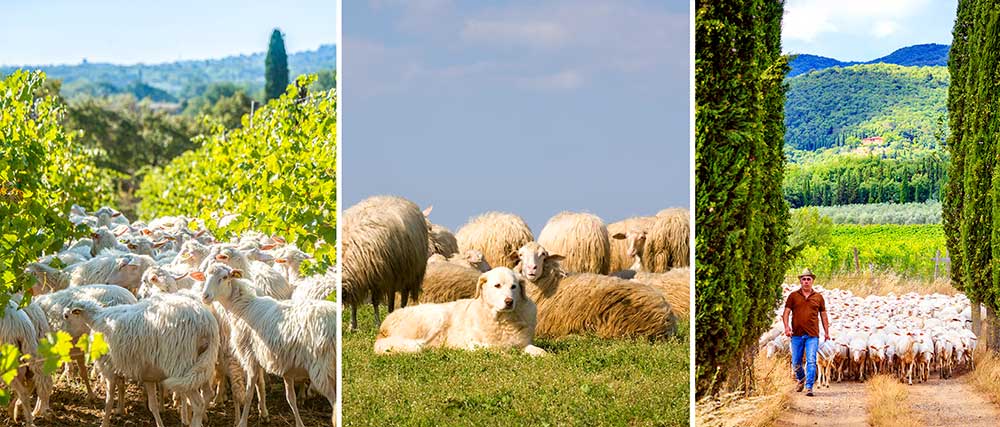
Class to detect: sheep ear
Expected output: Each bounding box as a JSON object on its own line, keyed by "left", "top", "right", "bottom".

{"left": 422, "top": 206, "right": 433, "bottom": 217}
{"left": 548, "top": 254, "right": 566, "bottom": 262}
{"left": 142, "top": 229, "right": 153, "bottom": 236}
{"left": 260, "top": 244, "right": 277, "bottom": 250}
{"left": 111, "top": 212, "right": 122, "bottom": 218}
{"left": 153, "top": 240, "right": 169, "bottom": 248}
{"left": 272, "top": 235, "right": 286, "bottom": 244}
{"left": 275, "top": 258, "right": 287, "bottom": 264}
{"left": 190, "top": 271, "right": 206, "bottom": 282}
{"left": 231, "top": 269, "right": 244, "bottom": 279}
{"left": 612, "top": 233, "right": 626, "bottom": 240}
{"left": 113, "top": 225, "right": 130, "bottom": 236}
{"left": 475, "top": 275, "right": 488, "bottom": 299}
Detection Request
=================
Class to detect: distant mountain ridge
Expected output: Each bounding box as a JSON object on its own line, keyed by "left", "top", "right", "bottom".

{"left": 0, "top": 44, "right": 336, "bottom": 100}
{"left": 788, "top": 43, "right": 950, "bottom": 77}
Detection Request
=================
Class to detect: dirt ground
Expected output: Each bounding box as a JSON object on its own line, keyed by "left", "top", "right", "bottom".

{"left": 775, "top": 380, "right": 867, "bottom": 426}
{"left": 0, "top": 375, "right": 333, "bottom": 426}
{"left": 908, "top": 377, "right": 1000, "bottom": 427}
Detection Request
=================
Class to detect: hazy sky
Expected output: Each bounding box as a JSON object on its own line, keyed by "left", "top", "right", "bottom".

{"left": 343, "top": 0, "right": 689, "bottom": 232}
{"left": 783, "top": 0, "right": 956, "bottom": 61}
{"left": 0, "top": 0, "right": 338, "bottom": 66}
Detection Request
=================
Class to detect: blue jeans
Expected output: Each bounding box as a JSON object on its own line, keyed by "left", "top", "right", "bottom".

{"left": 790, "top": 335, "right": 819, "bottom": 390}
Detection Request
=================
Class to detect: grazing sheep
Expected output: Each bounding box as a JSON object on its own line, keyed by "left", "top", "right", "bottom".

{"left": 608, "top": 216, "right": 656, "bottom": 272}
{"left": 537, "top": 212, "right": 611, "bottom": 274}
{"left": 428, "top": 223, "right": 459, "bottom": 257}
{"left": 33, "top": 285, "right": 137, "bottom": 403}
{"left": 137, "top": 266, "right": 197, "bottom": 299}
{"left": 343, "top": 195, "right": 429, "bottom": 329}
{"left": 514, "top": 242, "right": 677, "bottom": 340}
{"left": 90, "top": 226, "right": 128, "bottom": 257}
{"left": 633, "top": 269, "right": 690, "bottom": 319}
{"left": 63, "top": 294, "right": 219, "bottom": 427}
{"left": 375, "top": 267, "right": 545, "bottom": 356}
{"left": 417, "top": 258, "right": 484, "bottom": 303}
{"left": 101, "top": 254, "right": 158, "bottom": 293}
{"left": 455, "top": 212, "right": 534, "bottom": 269}
{"left": 169, "top": 240, "right": 211, "bottom": 272}
{"left": 201, "top": 264, "right": 337, "bottom": 427}
{"left": 0, "top": 301, "right": 50, "bottom": 426}
{"left": 274, "top": 245, "right": 313, "bottom": 283}
{"left": 643, "top": 209, "right": 690, "bottom": 272}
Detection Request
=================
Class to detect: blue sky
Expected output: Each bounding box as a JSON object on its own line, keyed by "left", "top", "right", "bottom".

{"left": 343, "top": 0, "right": 689, "bottom": 232}
{"left": 0, "top": 0, "right": 338, "bottom": 66}
{"left": 783, "top": 0, "right": 956, "bottom": 61}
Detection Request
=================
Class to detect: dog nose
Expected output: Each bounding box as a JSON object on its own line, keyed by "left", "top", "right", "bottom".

{"left": 504, "top": 297, "right": 513, "bottom": 306}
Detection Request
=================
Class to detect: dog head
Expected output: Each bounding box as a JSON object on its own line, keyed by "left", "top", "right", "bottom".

{"left": 475, "top": 267, "right": 526, "bottom": 312}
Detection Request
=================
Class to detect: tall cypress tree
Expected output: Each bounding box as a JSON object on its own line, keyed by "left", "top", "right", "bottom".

{"left": 695, "top": 0, "right": 790, "bottom": 397}
{"left": 265, "top": 29, "right": 289, "bottom": 102}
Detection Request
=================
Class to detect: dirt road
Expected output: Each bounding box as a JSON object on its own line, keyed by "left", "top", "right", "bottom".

{"left": 908, "top": 377, "right": 1000, "bottom": 427}
{"left": 775, "top": 381, "right": 867, "bottom": 426}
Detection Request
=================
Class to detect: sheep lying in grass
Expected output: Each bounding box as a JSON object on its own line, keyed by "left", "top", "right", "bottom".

{"left": 537, "top": 211, "right": 611, "bottom": 274}
{"left": 643, "top": 209, "right": 690, "bottom": 272}
{"left": 63, "top": 294, "right": 219, "bottom": 427}
{"left": 417, "top": 258, "right": 484, "bottom": 303}
{"left": 633, "top": 269, "right": 690, "bottom": 319}
{"left": 201, "top": 263, "right": 337, "bottom": 427}
{"left": 375, "top": 267, "right": 546, "bottom": 356}
{"left": 455, "top": 212, "right": 533, "bottom": 269}
{"left": 343, "top": 195, "right": 429, "bottom": 329}
{"left": 513, "top": 242, "right": 677, "bottom": 340}
{"left": 428, "top": 249, "right": 491, "bottom": 273}
{"left": 33, "top": 285, "right": 137, "bottom": 403}
{"left": 608, "top": 216, "right": 656, "bottom": 272}
{"left": 0, "top": 301, "right": 51, "bottom": 427}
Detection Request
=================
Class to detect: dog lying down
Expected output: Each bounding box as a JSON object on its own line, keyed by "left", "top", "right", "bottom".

{"left": 374, "top": 267, "right": 547, "bottom": 356}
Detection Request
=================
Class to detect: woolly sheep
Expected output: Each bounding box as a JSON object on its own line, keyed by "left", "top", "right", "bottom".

{"left": 608, "top": 216, "right": 656, "bottom": 272}
{"left": 34, "top": 285, "right": 137, "bottom": 401}
{"left": 429, "top": 250, "right": 491, "bottom": 273}
{"left": 343, "top": 195, "right": 429, "bottom": 329}
{"left": 633, "top": 269, "right": 690, "bottom": 319}
{"left": 514, "top": 242, "right": 677, "bottom": 340}
{"left": 291, "top": 269, "right": 338, "bottom": 301}
{"left": 90, "top": 226, "right": 128, "bottom": 257}
{"left": 643, "top": 209, "right": 690, "bottom": 272}
{"left": 0, "top": 301, "right": 50, "bottom": 426}
{"left": 137, "top": 266, "right": 197, "bottom": 299}
{"left": 455, "top": 212, "right": 533, "bottom": 269}
{"left": 537, "top": 211, "right": 611, "bottom": 274}
{"left": 274, "top": 244, "right": 313, "bottom": 283}
{"left": 201, "top": 263, "right": 337, "bottom": 427}
{"left": 170, "top": 240, "right": 211, "bottom": 272}
{"left": 213, "top": 246, "right": 293, "bottom": 299}
{"left": 63, "top": 294, "right": 219, "bottom": 427}
{"left": 417, "top": 258, "right": 484, "bottom": 304}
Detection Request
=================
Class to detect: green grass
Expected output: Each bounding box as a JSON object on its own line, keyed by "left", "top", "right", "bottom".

{"left": 342, "top": 307, "right": 690, "bottom": 426}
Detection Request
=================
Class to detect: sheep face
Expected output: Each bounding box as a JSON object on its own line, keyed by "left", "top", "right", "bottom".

{"left": 512, "top": 242, "right": 564, "bottom": 281}
{"left": 476, "top": 268, "right": 525, "bottom": 312}
{"left": 612, "top": 228, "right": 647, "bottom": 258}
{"left": 463, "top": 250, "right": 490, "bottom": 273}
{"left": 178, "top": 241, "right": 209, "bottom": 263}
{"left": 201, "top": 264, "right": 244, "bottom": 304}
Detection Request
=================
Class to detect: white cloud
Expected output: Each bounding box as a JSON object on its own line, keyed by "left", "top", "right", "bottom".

{"left": 784, "top": 0, "right": 930, "bottom": 42}
{"left": 872, "top": 21, "right": 899, "bottom": 38}
{"left": 461, "top": 19, "right": 570, "bottom": 49}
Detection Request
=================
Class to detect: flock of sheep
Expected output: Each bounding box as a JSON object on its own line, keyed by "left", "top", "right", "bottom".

{"left": 10, "top": 206, "right": 336, "bottom": 427}
{"left": 342, "top": 195, "right": 691, "bottom": 355}
{"left": 761, "top": 284, "right": 978, "bottom": 387}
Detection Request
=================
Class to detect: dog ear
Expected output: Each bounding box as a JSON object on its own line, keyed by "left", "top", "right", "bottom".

{"left": 475, "top": 274, "right": 488, "bottom": 299}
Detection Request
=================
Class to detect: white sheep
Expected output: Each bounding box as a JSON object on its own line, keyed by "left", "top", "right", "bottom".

{"left": 0, "top": 301, "right": 51, "bottom": 426}
{"left": 213, "top": 245, "right": 293, "bottom": 299}
{"left": 201, "top": 263, "right": 336, "bottom": 427}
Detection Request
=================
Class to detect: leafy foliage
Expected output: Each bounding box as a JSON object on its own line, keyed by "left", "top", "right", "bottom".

{"left": 784, "top": 152, "right": 948, "bottom": 207}
{"left": 265, "top": 29, "right": 290, "bottom": 102}
{"left": 787, "top": 207, "right": 833, "bottom": 256}
{"left": 1, "top": 44, "right": 336, "bottom": 102}
{"left": 696, "top": 0, "right": 790, "bottom": 397}
{"left": 137, "top": 75, "right": 336, "bottom": 272}
{"left": 794, "top": 202, "right": 942, "bottom": 225}
{"left": 790, "top": 224, "right": 946, "bottom": 280}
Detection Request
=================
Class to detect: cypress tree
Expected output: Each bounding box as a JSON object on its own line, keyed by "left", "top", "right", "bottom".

{"left": 695, "top": 0, "right": 790, "bottom": 397}
{"left": 265, "top": 29, "right": 290, "bottom": 102}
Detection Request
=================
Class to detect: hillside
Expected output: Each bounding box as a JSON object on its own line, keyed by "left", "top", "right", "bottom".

{"left": 788, "top": 43, "right": 950, "bottom": 77}
{"left": 0, "top": 44, "right": 336, "bottom": 100}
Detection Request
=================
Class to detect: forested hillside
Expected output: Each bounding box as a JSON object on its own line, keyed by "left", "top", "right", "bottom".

{"left": 0, "top": 44, "right": 336, "bottom": 101}
{"left": 788, "top": 43, "right": 950, "bottom": 77}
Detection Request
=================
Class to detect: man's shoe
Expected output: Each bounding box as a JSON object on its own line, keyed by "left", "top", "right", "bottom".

{"left": 806, "top": 389, "right": 814, "bottom": 396}
{"left": 796, "top": 380, "right": 804, "bottom": 392}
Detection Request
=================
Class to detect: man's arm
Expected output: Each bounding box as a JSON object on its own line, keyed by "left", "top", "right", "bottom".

{"left": 782, "top": 307, "right": 792, "bottom": 336}
{"left": 821, "top": 311, "right": 831, "bottom": 340}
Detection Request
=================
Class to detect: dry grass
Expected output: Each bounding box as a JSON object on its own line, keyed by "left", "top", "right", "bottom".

{"left": 866, "top": 374, "right": 920, "bottom": 426}
{"left": 695, "top": 353, "right": 795, "bottom": 427}
{"left": 789, "top": 270, "right": 957, "bottom": 297}
{"left": 968, "top": 348, "right": 1000, "bottom": 405}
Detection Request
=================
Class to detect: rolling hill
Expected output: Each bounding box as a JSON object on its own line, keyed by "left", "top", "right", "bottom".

{"left": 788, "top": 43, "right": 950, "bottom": 77}
{"left": 0, "top": 44, "right": 336, "bottom": 101}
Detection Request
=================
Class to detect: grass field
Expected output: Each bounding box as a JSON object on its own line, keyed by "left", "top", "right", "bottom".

{"left": 790, "top": 224, "right": 946, "bottom": 279}
{"left": 342, "top": 307, "right": 690, "bottom": 426}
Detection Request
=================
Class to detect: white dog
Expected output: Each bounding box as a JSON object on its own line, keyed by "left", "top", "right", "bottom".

{"left": 374, "top": 267, "right": 546, "bottom": 356}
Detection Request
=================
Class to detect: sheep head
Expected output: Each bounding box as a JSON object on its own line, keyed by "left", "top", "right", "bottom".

{"left": 511, "top": 242, "right": 564, "bottom": 281}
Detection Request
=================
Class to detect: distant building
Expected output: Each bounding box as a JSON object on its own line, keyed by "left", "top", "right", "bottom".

{"left": 861, "top": 136, "right": 884, "bottom": 144}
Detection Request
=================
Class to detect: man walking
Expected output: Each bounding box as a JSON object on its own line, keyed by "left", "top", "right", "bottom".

{"left": 782, "top": 268, "right": 830, "bottom": 397}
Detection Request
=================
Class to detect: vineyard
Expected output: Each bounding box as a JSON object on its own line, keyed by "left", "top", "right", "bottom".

{"left": 793, "top": 201, "right": 942, "bottom": 225}
{"left": 790, "top": 224, "right": 946, "bottom": 280}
